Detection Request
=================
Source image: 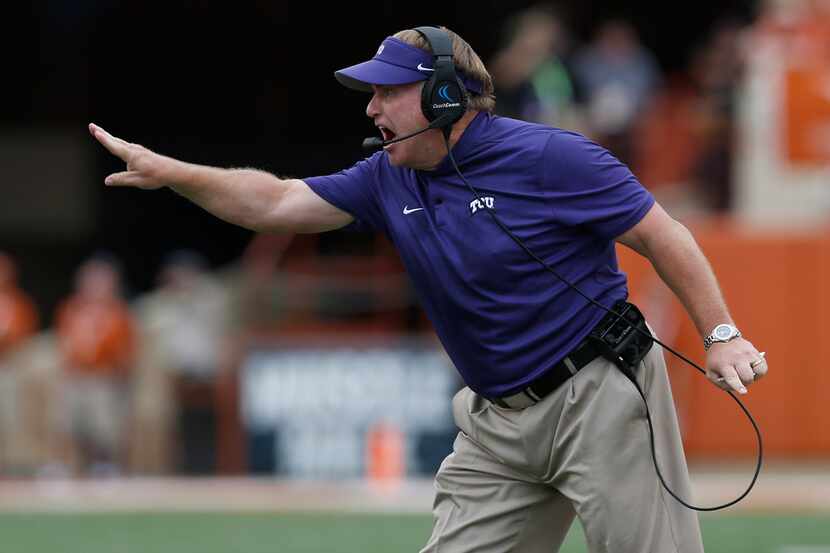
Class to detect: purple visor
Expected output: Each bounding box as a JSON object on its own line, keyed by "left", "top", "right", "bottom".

{"left": 334, "top": 37, "right": 483, "bottom": 95}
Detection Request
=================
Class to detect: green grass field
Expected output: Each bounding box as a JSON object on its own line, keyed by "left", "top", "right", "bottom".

{"left": 0, "top": 512, "right": 827, "bottom": 553}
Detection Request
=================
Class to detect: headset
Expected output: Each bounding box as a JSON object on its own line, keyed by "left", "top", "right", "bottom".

{"left": 413, "top": 26, "right": 470, "bottom": 134}
{"left": 364, "top": 25, "right": 762, "bottom": 512}
{"left": 361, "top": 26, "right": 470, "bottom": 151}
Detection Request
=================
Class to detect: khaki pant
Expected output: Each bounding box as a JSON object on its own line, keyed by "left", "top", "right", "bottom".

{"left": 0, "top": 367, "right": 19, "bottom": 470}
{"left": 57, "top": 374, "right": 128, "bottom": 462}
{"left": 420, "top": 343, "right": 704, "bottom": 553}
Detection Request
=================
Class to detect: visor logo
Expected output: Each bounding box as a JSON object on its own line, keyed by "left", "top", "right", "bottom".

{"left": 376, "top": 44, "right": 385, "bottom": 56}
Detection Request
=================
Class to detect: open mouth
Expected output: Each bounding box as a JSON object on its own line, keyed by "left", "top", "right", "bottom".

{"left": 379, "top": 126, "right": 396, "bottom": 142}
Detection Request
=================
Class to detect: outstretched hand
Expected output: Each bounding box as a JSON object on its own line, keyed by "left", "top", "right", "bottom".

{"left": 89, "top": 123, "right": 177, "bottom": 190}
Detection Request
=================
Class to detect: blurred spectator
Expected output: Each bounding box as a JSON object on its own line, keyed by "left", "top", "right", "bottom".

{"left": 632, "top": 21, "right": 748, "bottom": 214}
{"left": 138, "top": 250, "right": 231, "bottom": 474}
{"left": 231, "top": 234, "right": 293, "bottom": 333}
{"left": 761, "top": 0, "right": 830, "bottom": 32}
{"left": 0, "top": 253, "right": 39, "bottom": 473}
{"left": 572, "top": 19, "right": 661, "bottom": 162}
{"left": 490, "top": 5, "right": 578, "bottom": 126}
{"left": 53, "top": 254, "right": 135, "bottom": 477}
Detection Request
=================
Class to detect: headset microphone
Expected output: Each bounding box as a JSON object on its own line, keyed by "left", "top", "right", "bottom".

{"left": 362, "top": 126, "right": 430, "bottom": 151}
{"left": 361, "top": 136, "right": 385, "bottom": 151}
{"left": 362, "top": 113, "right": 455, "bottom": 151}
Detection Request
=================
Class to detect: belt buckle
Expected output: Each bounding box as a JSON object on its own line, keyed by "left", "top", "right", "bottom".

{"left": 493, "top": 389, "right": 537, "bottom": 409}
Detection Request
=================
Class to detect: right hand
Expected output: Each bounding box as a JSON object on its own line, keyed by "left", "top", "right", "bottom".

{"left": 89, "top": 123, "right": 177, "bottom": 190}
{"left": 705, "top": 338, "right": 767, "bottom": 394}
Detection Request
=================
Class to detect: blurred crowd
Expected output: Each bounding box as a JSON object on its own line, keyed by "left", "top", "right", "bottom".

{"left": 0, "top": 231, "right": 423, "bottom": 479}
{"left": 0, "top": 249, "right": 233, "bottom": 478}
{"left": 489, "top": 5, "right": 750, "bottom": 216}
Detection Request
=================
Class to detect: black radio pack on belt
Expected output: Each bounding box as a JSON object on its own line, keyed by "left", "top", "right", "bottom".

{"left": 589, "top": 300, "right": 654, "bottom": 375}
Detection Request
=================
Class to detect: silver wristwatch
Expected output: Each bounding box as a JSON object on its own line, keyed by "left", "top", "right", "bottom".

{"left": 704, "top": 324, "right": 742, "bottom": 351}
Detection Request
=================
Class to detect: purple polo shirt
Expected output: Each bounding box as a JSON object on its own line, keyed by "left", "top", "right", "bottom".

{"left": 304, "top": 113, "right": 654, "bottom": 397}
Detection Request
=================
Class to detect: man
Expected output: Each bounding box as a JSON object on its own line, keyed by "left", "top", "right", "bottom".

{"left": 54, "top": 255, "right": 135, "bottom": 476}
{"left": 140, "top": 250, "right": 230, "bottom": 474}
{"left": 90, "top": 26, "right": 766, "bottom": 553}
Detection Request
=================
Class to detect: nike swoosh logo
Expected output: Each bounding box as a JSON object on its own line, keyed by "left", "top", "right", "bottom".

{"left": 403, "top": 206, "right": 424, "bottom": 215}
{"left": 417, "top": 63, "right": 434, "bottom": 72}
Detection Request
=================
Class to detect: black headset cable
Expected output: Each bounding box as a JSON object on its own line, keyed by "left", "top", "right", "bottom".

{"left": 442, "top": 133, "right": 762, "bottom": 511}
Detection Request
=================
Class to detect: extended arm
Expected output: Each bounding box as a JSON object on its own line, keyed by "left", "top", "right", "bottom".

{"left": 89, "top": 124, "right": 353, "bottom": 234}
{"left": 617, "top": 202, "right": 768, "bottom": 394}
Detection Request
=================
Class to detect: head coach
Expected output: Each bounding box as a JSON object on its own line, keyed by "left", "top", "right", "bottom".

{"left": 90, "top": 25, "right": 767, "bottom": 553}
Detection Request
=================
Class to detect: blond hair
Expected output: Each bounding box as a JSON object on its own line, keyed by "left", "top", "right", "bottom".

{"left": 393, "top": 27, "right": 496, "bottom": 113}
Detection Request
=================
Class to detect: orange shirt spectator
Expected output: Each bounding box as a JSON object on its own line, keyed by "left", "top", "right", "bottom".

{"left": 0, "top": 254, "right": 38, "bottom": 357}
{"left": 56, "top": 257, "right": 135, "bottom": 376}
{"left": 56, "top": 297, "right": 134, "bottom": 375}
{"left": 52, "top": 255, "right": 136, "bottom": 476}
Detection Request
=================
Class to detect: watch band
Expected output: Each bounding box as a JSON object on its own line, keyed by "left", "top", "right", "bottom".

{"left": 704, "top": 326, "right": 742, "bottom": 351}
{"left": 703, "top": 334, "right": 717, "bottom": 350}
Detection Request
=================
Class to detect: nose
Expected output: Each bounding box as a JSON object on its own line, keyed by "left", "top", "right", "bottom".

{"left": 366, "top": 88, "right": 380, "bottom": 119}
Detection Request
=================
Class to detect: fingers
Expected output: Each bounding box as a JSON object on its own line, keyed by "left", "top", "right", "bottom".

{"left": 89, "top": 123, "right": 132, "bottom": 160}
{"left": 734, "top": 360, "right": 756, "bottom": 386}
{"left": 712, "top": 363, "right": 759, "bottom": 393}
{"left": 90, "top": 123, "right": 164, "bottom": 189}
{"left": 708, "top": 340, "right": 769, "bottom": 394}
{"left": 707, "top": 370, "right": 733, "bottom": 392}
{"left": 750, "top": 360, "right": 767, "bottom": 380}
{"left": 714, "top": 366, "right": 747, "bottom": 394}
{"left": 104, "top": 171, "right": 157, "bottom": 189}
{"left": 750, "top": 352, "right": 768, "bottom": 380}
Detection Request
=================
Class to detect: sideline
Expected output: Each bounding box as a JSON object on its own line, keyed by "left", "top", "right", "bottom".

{"left": 0, "top": 464, "right": 828, "bottom": 514}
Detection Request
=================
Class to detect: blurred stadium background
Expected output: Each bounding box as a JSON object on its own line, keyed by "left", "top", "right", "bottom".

{"left": 2, "top": 0, "right": 830, "bottom": 551}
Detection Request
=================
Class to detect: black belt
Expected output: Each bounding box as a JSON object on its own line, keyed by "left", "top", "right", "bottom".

{"left": 489, "top": 338, "right": 601, "bottom": 409}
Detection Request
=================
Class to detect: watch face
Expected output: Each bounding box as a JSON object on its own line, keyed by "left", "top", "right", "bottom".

{"left": 715, "top": 325, "right": 734, "bottom": 339}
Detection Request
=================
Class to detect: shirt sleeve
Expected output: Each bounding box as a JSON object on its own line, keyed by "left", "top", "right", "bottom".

{"left": 542, "top": 131, "right": 655, "bottom": 240}
{"left": 303, "top": 153, "right": 387, "bottom": 233}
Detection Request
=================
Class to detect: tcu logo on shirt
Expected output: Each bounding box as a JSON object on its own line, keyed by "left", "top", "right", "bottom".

{"left": 469, "top": 196, "right": 495, "bottom": 215}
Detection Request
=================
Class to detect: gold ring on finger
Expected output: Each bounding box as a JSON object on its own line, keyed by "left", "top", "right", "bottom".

{"left": 750, "top": 351, "right": 766, "bottom": 370}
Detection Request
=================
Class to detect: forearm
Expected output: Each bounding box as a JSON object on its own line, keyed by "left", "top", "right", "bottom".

{"left": 91, "top": 124, "right": 352, "bottom": 234}
{"left": 168, "top": 161, "right": 289, "bottom": 232}
{"left": 642, "top": 220, "right": 732, "bottom": 339}
{"left": 620, "top": 205, "right": 766, "bottom": 392}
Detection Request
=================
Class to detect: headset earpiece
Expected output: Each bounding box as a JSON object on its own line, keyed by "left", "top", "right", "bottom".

{"left": 414, "top": 26, "right": 469, "bottom": 130}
